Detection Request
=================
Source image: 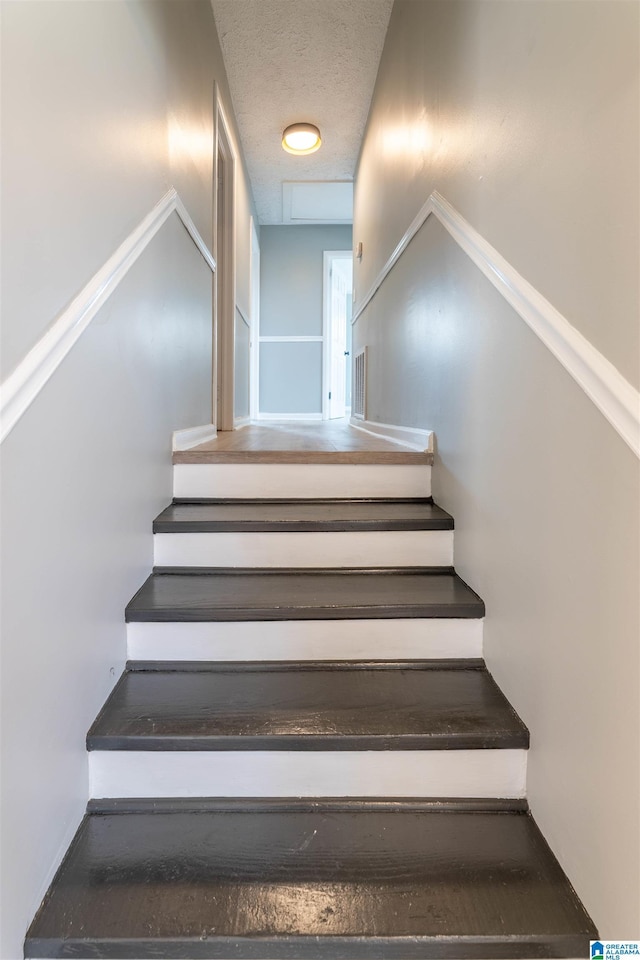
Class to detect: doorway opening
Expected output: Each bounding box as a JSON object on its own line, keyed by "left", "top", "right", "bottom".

{"left": 322, "top": 252, "right": 353, "bottom": 420}
{"left": 215, "top": 97, "right": 236, "bottom": 431}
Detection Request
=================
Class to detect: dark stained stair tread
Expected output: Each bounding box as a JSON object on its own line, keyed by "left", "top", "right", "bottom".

{"left": 125, "top": 569, "right": 485, "bottom": 622}
{"left": 154, "top": 499, "right": 453, "bottom": 532}
{"left": 25, "top": 801, "right": 597, "bottom": 959}
{"left": 86, "top": 661, "right": 529, "bottom": 751}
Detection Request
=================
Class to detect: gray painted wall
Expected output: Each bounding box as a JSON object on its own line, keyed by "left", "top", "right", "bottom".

{"left": 259, "top": 225, "right": 352, "bottom": 415}
{"left": 0, "top": 3, "right": 252, "bottom": 954}
{"left": 354, "top": 0, "right": 639, "bottom": 934}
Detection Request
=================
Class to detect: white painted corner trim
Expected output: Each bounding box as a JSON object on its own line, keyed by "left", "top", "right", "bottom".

{"left": 353, "top": 190, "right": 640, "bottom": 459}
{"left": 236, "top": 304, "right": 251, "bottom": 328}
{"left": 0, "top": 188, "right": 215, "bottom": 444}
{"left": 349, "top": 417, "right": 434, "bottom": 453}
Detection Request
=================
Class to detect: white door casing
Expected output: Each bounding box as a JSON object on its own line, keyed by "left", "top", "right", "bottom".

{"left": 249, "top": 216, "right": 260, "bottom": 421}
{"left": 214, "top": 91, "right": 236, "bottom": 431}
{"left": 323, "top": 252, "right": 353, "bottom": 420}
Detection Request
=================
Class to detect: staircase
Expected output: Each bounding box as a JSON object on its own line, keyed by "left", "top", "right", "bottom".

{"left": 25, "top": 430, "right": 597, "bottom": 958}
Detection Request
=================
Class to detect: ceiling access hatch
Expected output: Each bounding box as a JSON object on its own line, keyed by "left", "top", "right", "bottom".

{"left": 282, "top": 181, "right": 353, "bottom": 224}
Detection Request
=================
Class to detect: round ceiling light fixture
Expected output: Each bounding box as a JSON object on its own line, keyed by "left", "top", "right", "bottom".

{"left": 282, "top": 122, "right": 322, "bottom": 156}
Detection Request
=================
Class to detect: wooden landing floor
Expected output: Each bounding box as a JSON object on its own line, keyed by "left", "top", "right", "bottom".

{"left": 174, "top": 420, "right": 432, "bottom": 465}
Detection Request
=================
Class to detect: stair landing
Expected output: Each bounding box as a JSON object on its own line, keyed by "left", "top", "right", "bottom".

{"left": 173, "top": 420, "right": 432, "bottom": 464}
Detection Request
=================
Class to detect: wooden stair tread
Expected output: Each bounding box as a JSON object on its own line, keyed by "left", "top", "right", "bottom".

{"left": 154, "top": 499, "right": 453, "bottom": 532}
{"left": 25, "top": 800, "right": 597, "bottom": 959}
{"left": 125, "top": 569, "right": 485, "bottom": 622}
{"left": 87, "top": 661, "right": 528, "bottom": 751}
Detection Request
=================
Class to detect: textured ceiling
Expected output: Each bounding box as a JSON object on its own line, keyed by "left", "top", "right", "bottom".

{"left": 211, "top": 0, "right": 393, "bottom": 224}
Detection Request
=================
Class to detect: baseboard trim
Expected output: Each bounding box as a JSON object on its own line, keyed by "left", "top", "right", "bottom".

{"left": 172, "top": 424, "right": 217, "bottom": 451}
{"left": 257, "top": 412, "right": 323, "bottom": 421}
{"left": 350, "top": 417, "right": 434, "bottom": 454}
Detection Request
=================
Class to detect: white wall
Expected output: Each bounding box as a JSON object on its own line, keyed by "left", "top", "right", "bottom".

{"left": 259, "top": 225, "right": 352, "bottom": 415}
{"left": 234, "top": 163, "right": 256, "bottom": 322}
{"left": 0, "top": 2, "right": 253, "bottom": 955}
{"left": 235, "top": 306, "right": 251, "bottom": 419}
{"left": 354, "top": 0, "right": 640, "bottom": 934}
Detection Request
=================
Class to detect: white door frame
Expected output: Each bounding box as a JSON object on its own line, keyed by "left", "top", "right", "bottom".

{"left": 322, "top": 251, "right": 352, "bottom": 420}
{"left": 249, "top": 216, "right": 260, "bottom": 421}
{"left": 214, "top": 90, "right": 236, "bottom": 432}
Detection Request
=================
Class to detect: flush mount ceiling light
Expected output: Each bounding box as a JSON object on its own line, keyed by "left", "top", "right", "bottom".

{"left": 282, "top": 123, "right": 322, "bottom": 156}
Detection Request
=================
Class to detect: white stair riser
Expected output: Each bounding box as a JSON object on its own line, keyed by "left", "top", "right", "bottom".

{"left": 127, "top": 618, "right": 483, "bottom": 661}
{"left": 153, "top": 530, "right": 454, "bottom": 568}
{"left": 173, "top": 464, "right": 431, "bottom": 499}
{"left": 89, "top": 749, "right": 527, "bottom": 799}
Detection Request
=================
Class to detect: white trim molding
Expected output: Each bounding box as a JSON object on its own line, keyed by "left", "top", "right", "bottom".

{"left": 0, "top": 189, "right": 215, "bottom": 444}
{"left": 236, "top": 304, "right": 251, "bottom": 328}
{"left": 256, "top": 412, "right": 323, "bottom": 421}
{"left": 172, "top": 423, "right": 217, "bottom": 452}
{"left": 214, "top": 89, "right": 237, "bottom": 433}
{"left": 350, "top": 417, "right": 434, "bottom": 453}
{"left": 353, "top": 190, "right": 640, "bottom": 459}
{"left": 259, "top": 336, "right": 323, "bottom": 343}
{"left": 249, "top": 216, "right": 260, "bottom": 422}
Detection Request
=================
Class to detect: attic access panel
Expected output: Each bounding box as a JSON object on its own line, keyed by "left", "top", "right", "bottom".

{"left": 282, "top": 181, "right": 353, "bottom": 224}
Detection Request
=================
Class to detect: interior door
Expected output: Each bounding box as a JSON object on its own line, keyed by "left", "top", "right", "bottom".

{"left": 328, "top": 257, "right": 350, "bottom": 419}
